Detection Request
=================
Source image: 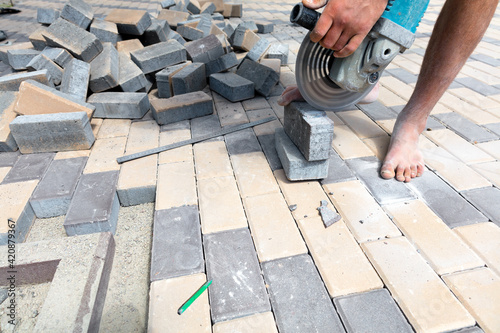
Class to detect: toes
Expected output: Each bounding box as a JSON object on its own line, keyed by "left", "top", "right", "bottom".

{"left": 410, "top": 164, "right": 417, "bottom": 178}
{"left": 395, "top": 165, "right": 406, "bottom": 182}
{"left": 403, "top": 166, "right": 412, "bottom": 183}
{"left": 380, "top": 161, "right": 395, "bottom": 179}
{"left": 416, "top": 163, "right": 425, "bottom": 177}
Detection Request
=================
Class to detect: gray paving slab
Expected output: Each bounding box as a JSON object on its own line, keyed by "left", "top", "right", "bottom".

{"left": 320, "top": 148, "right": 357, "bottom": 185}
{"left": 204, "top": 228, "right": 271, "bottom": 323}
{"left": 385, "top": 68, "right": 418, "bottom": 84}
{"left": 224, "top": 128, "right": 261, "bottom": 155}
{"left": 190, "top": 114, "right": 224, "bottom": 142}
{"left": 30, "top": 157, "right": 87, "bottom": 218}
{"left": 433, "top": 112, "right": 499, "bottom": 143}
{"left": 150, "top": 206, "right": 204, "bottom": 282}
{"left": 205, "top": 52, "right": 239, "bottom": 76}
{"left": 484, "top": 123, "right": 500, "bottom": 136}
{"left": 0, "top": 151, "right": 20, "bottom": 167}
{"left": 26, "top": 54, "right": 63, "bottom": 85}
{"left": 469, "top": 53, "right": 500, "bottom": 67}
{"left": 236, "top": 59, "right": 280, "bottom": 97}
{"left": 37, "top": 8, "right": 60, "bottom": 25}
{"left": 408, "top": 169, "right": 488, "bottom": 228}
{"left": 262, "top": 254, "right": 346, "bottom": 333}
{"left": 41, "top": 47, "right": 73, "bottom": 68}
{"left": 1, "top": 153, "right": 55, "bottom": 184}
{"left": 171, "top": 62, "right": 207, "bottom": 95}
{"left": 90, "top": 19, "right": 120, "bottom": 45}
{"left": 455, "top": 77, "right": 500, "bottom": 96}
{"left": 209, "top": 73, "right": 254, "bottom": 102}
{"left": 0, "top": 70, "right": 51, "bottom": 91}
{"left": 177, "top": 25, "right": 205, "bottom": 41}
{"left": 106, "top": 8, "right": 152, "bottom": 35}
{"left": 59, "top": 58, "right": 90, "bottom": 103}
{"left": 142, "top": 17, "right": 169, "bottom": 45}
{"left": 150, "top": 91, "right": 212, "bottom": 125}
{"left": 60, "top": 0, "right": 94, "bottom": 29}
{"left": 156, "top": 62, "right": 191, "bottom": 98}
{"left": 425, "top": 116, "right": 447, "bottom": 130}
{"left": 333, "top": 289, "right": 413, "bottom": 333}
{"left": 257, "top": 133, "right": 282, "bottom": 171}
{"left": 356, "top": 101, "right": 398, "bottom": 121}
{"left": 89, "top": 42, "right": 120, "bottom": 93}
{"left": 88, "top": 92, "right": 150, "bottom": 119}
{"left": 246, "top": 38, "right": 271, "bottom": 61}
{"left": 461, "top": 187, "right": 500, "bottom": 226}
{"left": 130, "top": 40, "right": 187, "bottom": 74}
{"left": 7, "top": 49, "right": 41, "bottom": 70}
{"left": 185, "top": 34, "right": 224, "bottom": 64}
{"left": 345, "top": 156, "right": 417, "bottom": 205}
{"left": 64, "top": 171, "right": 120, "bottom": 236}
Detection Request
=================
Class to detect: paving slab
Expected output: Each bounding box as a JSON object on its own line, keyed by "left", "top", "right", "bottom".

{"left": 1, "top": 152, "right": 54, "bottom": 184}
{"left": 224, "top": 128, "right": 261, "bottom": 155}
{"left": 461, "top": 186, "right": 500, "bottom": 226}
{"left": 150, "top": 206, "right": 204, "bottom": 281}
{"left": 256, "top": 133, "right": 282, "bottom": 170}
{"left": 262, "top": 254, "right": 346, "bottom": 333}
{"left": 60, "top": 58, "right": 90, "bottom": 103}
{"left": 26, "top": 54, "right": 63, "bottom": 85}
{"left": 37, "top": 8, "right": 60, "bottom": 25}
{"left": 190, "top": 114, "right": 223, "bottom": 142}
{"left": 433, "top": 112, "right": 499, "bottom": 143}
{"left": 0, "top": 151, "right": 20, "bottom": 167}
{"left": 7, "top": 49, "right": 41, "bottom": 70}
{"left": 209, "top": 73, "right": 254, "bottom": 102}
{"left": 212, "top": 312, "right": 278, "bottom": 333}
{"left": 61, "top": 0, "right": 94, "bottom": 29}
{"left": 0, "top": 70, "right": 51, "bottom": 91}
{"left": 151, "top": 91, "right": 213, "bottom": 125}
{"left": 0, "top": 232, "right": 115, "bottom": 332}
{"left": 0, "top": 91, "right": 18, "bottom": 152}
{"left": 320, "top": 148, "right": 357, "bottom": 184}
{"left": 171, "top": 62, "right": 207, "bottom": 95}
{"left": 130, "top": 40, "right": 187, "bottom": 74}
{"left": 105, "top": 9, "right": 152, "bottom": 35}
{"left": 88, "top": 92, "right": 150, "bottom": 119}
{"left": 204, "top": 228, "right": 271, "bottom": 323}
{"left": 237, "top": 59, "right": 279, "bottom": 97}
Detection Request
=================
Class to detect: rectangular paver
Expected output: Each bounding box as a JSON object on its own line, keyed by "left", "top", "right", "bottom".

{"left": 212, "top": 312, "right": 278, "bottom": 333}
{"left": 83, "top": 137, "right": 127, "bottom": 174}
{"left": 130, "top": 40, "right": 187, "bottom": 74}
{"left": 337, "top": 110, "right": 388, "bottom": 139}
{"left": 332, "top": 125, "right": 375, "bottom": 159}
{"left": 193, "top": 141, "right": 232, "bottom": 180}
{"left": 433, "top": 112, "right": 499, "bottom": 143}
{"left": 155, "top": 161, "right": 197, "bottom": 210}
{"left": 158, "top": 121, "right": 192, "bottom": 164}
{"left": 1, "top": 152, "right": 54, "bottom": 184}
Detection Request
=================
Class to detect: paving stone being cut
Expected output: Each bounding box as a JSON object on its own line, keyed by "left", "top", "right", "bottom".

{"left": 118, "top": 52, "right": 148, "bottom": 92}
{"left": 237, "top": 58, "right": 279, "bottom": 97}
{"left": 105, "top": 8, "right": 152, "bottom": 35}
{"left": 88, "top": 92, "right": 150, "bottom": 119}
{"left": 26, "top": 54, "right": 63, "bottom": 85}
{"left": 7, "top": 49, "right": 41, "bottom": 70}
{"left": 334, "top": 289, "right": 413, "bottom": 333}
{"left": 0, "top": 92, "right": 19, "bottom": 152}
{"left": 151, "top": 91, "right": 213, "bottom": 125}
{"left": 275, "top": 128, "right": 329, "bottom": 181}
{"left": 1, "top": 152, "right": 54, "bottom": 184}
{"left": 42, "top": 18, "right": 103, "bottom": 62}
{"left": 205, "top": 52, "right": 238, "bottom": 76}
{"left": 60, "top": 58, "right": 90, "bottom": 103}
{"left": 262, "top": 254, "right": 346, "bottom": 333}
{"left": 64, "top": 170, "right": 120, "bottom": 236}
{"left": 9, "top": 111, "right": 95, "bottom": 154}
{"left": 130, "top": 40, "right": 187, "bottom": 74}
{"left": 0, "top": 232, "right": 115, "bottom": 332}
{"left": 209, "top": 73, "right": 254, "bottom": 102}
{"left": 284, "top": 101, "right": 334, "bottom": 161}
{"left": 90, "top": 19, "right": 120, "bottom": 45}
{"left": 171, "top": 62, "right": 207, "bottom": 95}
{"left": 60, "top": 0, "right": 94, "bottom": 29}
{"left": 37, "top": 8, "right": 60, "bottom": 25}
{"left": 89, "top": 42, "right": 119, "bottom": 93}
{"left": 204, "top": 228, "right": 271, "bottom": 323}
{"left": 155, "top": 62, "right": 191, "bottom": 98}
{"left": 150, "top": 206, "right": 204, "bottom": 281}
{"left": 30, "top": 157, "right": 87, "bottom": 218}
{"left": 185, "top": 34, "right": 224, "bottom": 63}
{"left": 0, "top": 69, "right": 51, "bottom": 91}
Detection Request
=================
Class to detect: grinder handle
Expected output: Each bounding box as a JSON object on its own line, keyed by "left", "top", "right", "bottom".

{"left": 290, "top": 3, "right": 320, "bottom": 31}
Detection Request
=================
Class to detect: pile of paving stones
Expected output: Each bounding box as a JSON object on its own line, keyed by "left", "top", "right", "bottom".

{"left": 0, "top": 0, "right": 290, "bottom": 155}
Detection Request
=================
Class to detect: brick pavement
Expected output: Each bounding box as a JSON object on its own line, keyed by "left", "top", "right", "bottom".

{"left": 0, "top": 0, "right": 500, "bottom": 332}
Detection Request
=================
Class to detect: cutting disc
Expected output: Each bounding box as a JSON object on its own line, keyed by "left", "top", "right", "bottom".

{"left": 295, "top": 32, "right": 374, "bottom": 111}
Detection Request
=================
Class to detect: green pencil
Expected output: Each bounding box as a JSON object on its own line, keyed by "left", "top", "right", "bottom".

{"left": 178, "top": 280, "right": 212, "bottom": 315}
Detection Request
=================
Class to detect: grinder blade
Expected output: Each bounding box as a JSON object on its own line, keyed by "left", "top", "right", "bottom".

{"left": 295, "top": 32, "right": 374, "bottom": 111}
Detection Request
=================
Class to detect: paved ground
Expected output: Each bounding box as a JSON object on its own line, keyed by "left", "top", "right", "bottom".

{"left": 1, "top": 0, "right": 500, "bottom": 332}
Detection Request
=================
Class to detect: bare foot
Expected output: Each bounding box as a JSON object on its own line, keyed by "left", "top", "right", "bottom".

{"left": 277, "top": 83, "right": 379, "bottom": 106}
{"left": 380, "top": 114, "right": 425, "bottom": 182}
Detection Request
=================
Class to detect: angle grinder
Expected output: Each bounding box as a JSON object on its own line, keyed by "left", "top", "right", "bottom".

{"left": 290, "top": 0, "right": 430, "bottom": 110}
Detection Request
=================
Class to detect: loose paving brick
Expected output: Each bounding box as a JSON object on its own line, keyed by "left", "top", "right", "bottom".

{"left": 298, "top": 217, "right": 383, "bottom": 297}
{"left": 171, "top": 62, "right": 207, "bottom": 95}
{"left": 29, "top": 27, "right": 48, "bottom": 51}
{"left": 29, "top": 156, "right": 87, "bottom": 218}
{"left": 151, "top": 91, "right": 213, "bottom": 125}
{"left": 213, "top": 312, "right": 278, "bottom": 333}
{"left": 265, "top": 43, "right": 289, "bottom": 65}
{"left": 385, "top": 200, "right": 484, "bottom": 275}
{"left": 61, "top": 0, "right": 94, "bottom": 29}
{"left": 40, "top": 46, "right": 75, "bottom": 68}
{"left": 0, "top": 232, "right": 115, "bottom": 332}
{"left": 1, "top": 152, "right": 54, "bottom": 184}
{"left": 117, "top": 52, "right": 149, "bottom": 93}
{"left": 105, "top": 9, "right": 152, "bottom": 35}
{"left": 156, "top": 62, "right": 191, "bottom": 98}
{"left": 116, "top": 39, "right": 144, "bottom": 57}
{"left": 142, "top": 17, "right": 170, "bottom": 46}
{"left": 200, "top": 2, "right": 216, "bottom": 15}
{"left": 209, "top": 73, "right": 254, "bottom": 102}
{"left": 88, "top": 92, "right": 150, "bottom": 119}
{"left": 0, "top": 42, "right": 33, "bottom": 65}
{"left": 64, "top": 170, "right": 120, "bottom": 236}
{"left": 0, "top": 69, "right": 51, "bottom": 91}
{"left": 27, "top": 54, "right": 63, "bottom": 85}
{"left": 7, "top": 49, "right": 41, "bottom": 70}
{"left": 346, "top": 156, "right": 417, "bottom": 205}
{"left": 256, "top": 21, "right": 274, "bottom": 34}
{"left": 83, "top": 136, "right": 127, "bottom": 174}
{"left": 324, "top": 180, "right": 401, "bottom": 243}
{"left": 150, "top": 206, "right": 204, "bottom": 281}
{"left": 60, "top": 58, "right": 90, "bottom": 103}
{"left": 443, "top": 268, "right": 500, "bottom": 333}
{"left": 131, "top": 40, "right": 187, "bottom": 74}
{"left": 407, "top": 169, "right": 488, "bottom": 228}
{"left": 246, "top": 38, "right": 271, "bottom": 62}
{"left": 362, "top": 237, "right": 475, "bottom": 332}
{"left": 148, "top": 274, "right": 211, "bottom": 332}
{"left": 156, "top": 161, "right": 197, "bottom": 210}
{"left": 177, "top": 25, "right": 205, "bottom": 41}
{"left": 37, "top": 8, "right": 60, "bottom": 25}
{"left": 10, "top": 111, "right": 95, "bottom": 154}
{"left": 434, "top": 112, "right": 499, "bottom": 143}
{"left": 205, "top": 52, "right": 239, "bottom": 76}
{"left": 89, "top": 42, "right": 119, "bottom": 93}
{"left": 204, "top": 228, "right": 271, "bottom": 323}
{"left": 230, "top": 26, "right": 259, "bottom": 51}
{"left": 237, "top": 59, "right": 279, "bottom": 97}
{"left": 42, "top": 18, "right": 103, "bottom": 62}
{"left": 262, "top": 254, "right": 346, "bottom": 333}
{"left": 320, "top": 148, "right": 357, "bottom": 185}
{"left": 0, "top": 180, "right": 38, "bottom": 245}
{"left": 333, "top": 289, "right": 413, "bottom": 333}
{"left": 90, "top": 19, "right": 120, "bottom": 45}
{"left": 461, "top": 186, "right": 500, "bottom": 225}
{"left": 185, "top": 34, "right": 224, "bottom": 63}
{"left": 157, "top": 10, "right": 190, "bottom": 29}
{"left": 284, "top": 102, "right": 334, "bottom": 161}
{"left": 223, "top": 3, "right": 243, "bottom": 18}
{"left": 14, "top": 80, "right": 95, "bottom": 119}
{"left": 0, "top": 91, "right": 19, "bottom": 152}
{"left": 275, "top": 128, "right": 329, "bottom": 180}
{"left": 260, "top": 58, "right": 281, "bottom": 74}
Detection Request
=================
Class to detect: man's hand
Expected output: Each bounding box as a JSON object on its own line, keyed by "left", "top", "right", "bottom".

{"left": 303, "top": 0, "right": 388, "bottom": 57}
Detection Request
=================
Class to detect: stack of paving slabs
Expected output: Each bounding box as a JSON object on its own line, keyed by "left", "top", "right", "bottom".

{"left": 276, "top": 102, "right": 335, "bottom": 181}
{"left": 0, "top": 0, "right": 285, "bottom": 153}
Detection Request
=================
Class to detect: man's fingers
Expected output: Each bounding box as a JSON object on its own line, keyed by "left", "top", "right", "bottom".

{"left": 310, "top": 15, "right": 333, "bottom": 43}
{"left": 331, "top": 31, "right": 352, "bottom": 51}
{"left": 302, "top": 0, "right": 328, "bottom": 10}
{"left": 334, "top": 34, "right": 364, "bottom": 58}
{"left": 319, "top": 23, "right": 342, "bottom": 49}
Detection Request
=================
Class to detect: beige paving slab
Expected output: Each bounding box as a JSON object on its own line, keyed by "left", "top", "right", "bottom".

{"left": 54, "top": 150, "right": 91, "bottom": 160}
{"left": 215, "top": 99, "right": 249, "bottom": 127}
{"left": 158, "top": 124, "right": 193, "bottom": 165}
{"left": 148, "top": 273, "right": 211, "bottom": 333}
{"left": 424, "top": 129, "right": 495, "bottom": 165}
{"left": 231, "top": 152, "right": 280, "bottom": 198}
{"left": 363, "top": 135, "right": 391, "bottom": 161}
{"left": 467, "top": 61, "right": 500, "bottom": 81}
{"left": 97, "top": 119, "right": 132, "bottom": 139}
{"left": 443, "top": 268, "right": 500, "bottom": 333}
{"left": 476, "top": 140, "right": 500, "bottom": 160}
{"left": 336, "top": 110, "right": 387, "bottom": 139}
{"left": 274, "top": 169, "right": 332, "bottom": 220}
{"left": 449, "top": 88, "right": 500, "bottom": 110}
{"left": 331, "top": 125, "right": 375, "bottom": 160}
{"left": 362, "top": 237, "right": 475, "bottom": 333}
{"left": 454, "top": 222, "right": 500, "bottom": 277}
{"left": 391, "top": 58, "right": 421, "bottom": 75}
{"left": 0, "top": 180, "right": 38, "bottom": 234}
{"left": 243, "top": 192, "right": 307, "bottom": 262}
{"left": 326, "top": 111, "right": 345, "bottom": 125}
{"left": 156, "top": 161, "right": 197, "bottom": 211}
{"left": 298, "top": 217, "right": 383, "bottom": 297}
{"left": 471, "top": 161, "right": 500, "bottom": 187}
{"left": 246, "top": 108, "right": 282, "bottom": 136}
{"left": 0, "top": 167, "right": 11, "bottom": 183}
{"left": 198, "top": 176, "right": 248, "bottom": 234}
{"left": 117, "top": 155, "right": 157, "bottom": 199}
{"left": 124, "top": 120, "right": 160, "bottom": 153}
{"left": 430, "top": 103, "right": 455, "bottom": 116}
{"left": 384, "top": 200, "right": 484, "bottom": 275}
{"left": 378, "top": 86, "right": 407, "bottom": 107}
{"left": 381, "top": 76, "right": 415, "bottom": 101}
{"left": 376, "top": 119, "right": 396, "bottom": 135}
{"left": 83, "top": 136, "right": 127, "bottom": 174}
{"left": 323, "top": 180, "right": 401, "bottom": 243}
{"left": 213, "top": 312, "right": 278, "bottom": 333}
{"left": 194, "top": 141, "right": 233, "bottom": 180}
